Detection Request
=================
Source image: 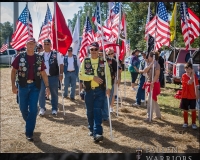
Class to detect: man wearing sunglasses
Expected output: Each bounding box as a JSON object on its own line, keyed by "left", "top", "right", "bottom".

{"left": 79, "top": 42, "right": 112, "bottom": 142}
{"left": 38, "top": 38, "right": 64, "bottom": 116}
{"left": 63, "top": 47, "right": 78, "bottom": 100}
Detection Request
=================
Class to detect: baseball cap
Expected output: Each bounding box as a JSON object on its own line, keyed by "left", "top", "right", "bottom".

{"left": 89, "top": 42, "right": 99, "bottom": 48}
{"left": 37, "top": 44, "right": 43, "bottom": 48}
{"left": 99, "top": 49, "right": 103, "bottom": 53}
{"left": 43, "top": 38, "right": 51, "bottom": 43}
{"left": 68, "top": 47, "right": 73, "bottom": 51}
{"left": 26, "top": 37, "right": 36, "bottom": 43}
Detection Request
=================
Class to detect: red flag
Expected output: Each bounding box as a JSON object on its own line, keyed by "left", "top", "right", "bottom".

{"left": 51, "top": 2, "right": 72, "bottom": 55}
{"left": 119, "top": 40, "right": 125, "bottom": 61}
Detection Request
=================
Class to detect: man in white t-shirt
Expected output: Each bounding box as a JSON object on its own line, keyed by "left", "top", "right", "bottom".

{"left": 63, "top": 47, "right": 78, "bottom": 100}
{"left": 38, "top": 38, "right": 64, "bottom": 116}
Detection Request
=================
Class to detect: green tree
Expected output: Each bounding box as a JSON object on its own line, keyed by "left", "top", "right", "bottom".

{"left": 0, "top": 22, "right": 13, "bottom": 48}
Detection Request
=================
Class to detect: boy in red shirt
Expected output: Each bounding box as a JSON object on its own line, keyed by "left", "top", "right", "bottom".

{"left": 180, "top": 62, "right": 199, "bottom": 129}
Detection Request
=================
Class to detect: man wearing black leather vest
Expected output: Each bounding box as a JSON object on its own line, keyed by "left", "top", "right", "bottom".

{"left": 63, "top": 47, "right": 79, "bottom": 100}
{"left": 79, "top": 42, "right": 112, "bottom": 142}
{"left": 11, "top": 37, "right": 50, "bottom": 142}
{"left": 38, "top": 39, "right": 64, "bottom": 116}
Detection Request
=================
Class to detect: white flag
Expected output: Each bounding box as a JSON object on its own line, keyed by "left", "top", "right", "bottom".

{"left": 71, "top": 14, "right": 80, "bottom": 56}
{"left": 68, "top": 21, "right": 73, "bottom": 36}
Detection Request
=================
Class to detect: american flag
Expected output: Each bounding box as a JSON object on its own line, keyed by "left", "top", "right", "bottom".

{"left": 0, "top": 38, "right": 9, "bottom": 53}
{"left": 79, "top": 16, "right": 93, "bottom": 62}
{"left": 109, "top": 2, "right": 121, "bottom": 42}
{"left": 146, "top": 2, "right": 170, "bottom": 50}
{"left": 38, "top": 4, "right": 52, "bottom": 45}
{"left": 104, "top": 2, "right": 115, "bottom": 27}
{"left": 180, "top": 2, "right": 200, "bottom": 49}
{"left": 126, "top": 39, "right": 130, "bottom": 54}
{"left": 10, "top": 5, "right": 33, "bottom": 50}
{"left": 92, "top": 3, "right": 113, "bottom": 47}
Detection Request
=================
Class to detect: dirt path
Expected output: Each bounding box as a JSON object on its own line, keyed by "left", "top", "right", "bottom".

{"left": 0, "top": 68, "right": 199, "bottom": 153}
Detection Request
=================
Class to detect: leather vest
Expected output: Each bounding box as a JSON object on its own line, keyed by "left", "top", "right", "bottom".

{"left": 17, "top": 52, "right": 43, "bottom": 89}
{"left": 45, "top": 51, "right": 59, "bottom": 76}
{"left": 83, "top": 57, "right": 106, "bottom": 91}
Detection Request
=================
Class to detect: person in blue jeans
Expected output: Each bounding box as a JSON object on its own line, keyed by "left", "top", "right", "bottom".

{"left": 38, "top": 39, "right": 64, "bottom": 116}
{"left": 79, "top": 42, "right": 112, "bottom": 142}
{"left": 11, "top": 37, "right": 50, "bottom": 142}
{"left": 63, "top": 47, "right": 79, "bottom": 100}
{"left": 129, "top": 49, "right": 140, "bottom": 91}
{"left": 133, "top": 52, "right": 147, "bottom": 107}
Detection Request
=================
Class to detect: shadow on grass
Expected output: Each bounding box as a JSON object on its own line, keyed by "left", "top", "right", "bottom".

{"left": 160, "top": 104, "right": 182, "bottom": 117}
{"left": 33, "top": 132, "right": 69, "bottom": 153}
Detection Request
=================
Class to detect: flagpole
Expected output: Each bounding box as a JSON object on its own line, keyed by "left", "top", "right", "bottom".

{"left": 149, "top": 2, "right": 158, "bottom": 122}
{"left": 98, "top": 2, "right": 113, "bottom": 140}
{"left": 182, "top": 3, "right": 199, "bottom": 120}
{"left": 145, "top": 2, "right": 151, "bottom": 108}
{"left": 26, "top": 2, "right": 30, "bottom": 38}
{"left": 173, "top": 3, "right": 177, "bottom": 64}
{"left": 116, "top": 2, "right": 122, "bottom": 117}
{"left": 54, "top": 2, "right": 65, "bottom": 116}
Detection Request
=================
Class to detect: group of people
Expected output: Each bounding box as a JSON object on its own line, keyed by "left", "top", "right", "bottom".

{"left": 10, "top": 37, "right": 199, "bottom": 143}
{"left": 128, "top": 49, "right": 199, "bottom": 128}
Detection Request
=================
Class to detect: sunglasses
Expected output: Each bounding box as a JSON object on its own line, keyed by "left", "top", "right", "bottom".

{"left": 37, "top": 48, "right": 41, "bottom": 49}
{"left": 44, "top": 43, "right": 50, "bottom": 45}
{"left": 108, "top": 53, "right": 114, "bottom": 55}
{"left": 90, "top": 48, "right": 98, "bottom": 51}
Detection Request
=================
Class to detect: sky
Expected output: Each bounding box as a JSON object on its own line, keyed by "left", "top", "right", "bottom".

{"left": 0, "top": 2, "right": 85, "bottom": 40}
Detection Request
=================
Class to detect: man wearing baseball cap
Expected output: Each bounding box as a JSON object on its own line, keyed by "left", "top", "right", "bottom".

{"left": 79, "top": 42, "right": 112, "bottom": 142}
{"left": 11, "top": 37, "right": 50, "bottom": 142}
{"left": 63, "top": 47, "right": 79, "bottom": 100}
{"left": 38, "top": 38, "right": 64, "bottom": 116}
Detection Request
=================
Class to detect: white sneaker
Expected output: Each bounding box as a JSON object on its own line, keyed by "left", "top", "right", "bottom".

{"left": 52, "top": 110, "right": 57, "bottom": 115}
{"left": 192, "top": 124, "right": 197, "bottom": 130}
{"left": 39, "top": 108, "right": 45, "bottom": 116}
{"left": 141, "top": 100, "right": 145, "bottom": 103}
{"left": 182, "top": 123, "right": 188, "bottom": 128}
{"left": 110, "top": 108, "right": 113, "bottom": 113}
{"left": 132, "top": 103, "right": 140, "bottom": 107}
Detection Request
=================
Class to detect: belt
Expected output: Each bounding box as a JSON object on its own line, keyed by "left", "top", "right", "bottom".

{"left": 91, "top": 86, "right": 100, "bottom": 90}
{"left": 67, "top": 70, "right": 75, "bottom": 72}
{"left": 27, "top": 80, "right": 34, "bottom": 83}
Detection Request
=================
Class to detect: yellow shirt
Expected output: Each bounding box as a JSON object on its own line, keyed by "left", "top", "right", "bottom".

{"left": 79, "top": 57, "right": 112, "bottom": 90}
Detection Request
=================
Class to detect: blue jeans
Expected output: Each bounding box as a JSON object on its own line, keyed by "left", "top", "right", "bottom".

{"left": 84, "top": 88, "right": 105, "bottom": 137}
{"left": 102, "top": 85, "right": 114, "bottom": 120}
{"left": 18, "top": 82, "right": 40, "bottom": 137}
{"left": 39, "top": 76, "right": 59, "bottom": 111}
{"left": 136, "top": 75, "right": 145, "bottom": 105}
{"left": 64, "top": 71, "right": 77, "bottom": 98}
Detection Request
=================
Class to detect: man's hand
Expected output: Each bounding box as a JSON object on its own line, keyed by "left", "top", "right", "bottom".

{"left": 106, "top": 89, "right": 110, "bottom": 97}
{"left": 12, "top": 85, "right": 18, "bottom": 94}
{"left": 59, "top": 75, "right": 63, "bottom": 82}
{"left": 46, "top": 87, "right": 50, "bottom": 97}
{"left": 93, "top": 76, "right": 103, "bottom": 84}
